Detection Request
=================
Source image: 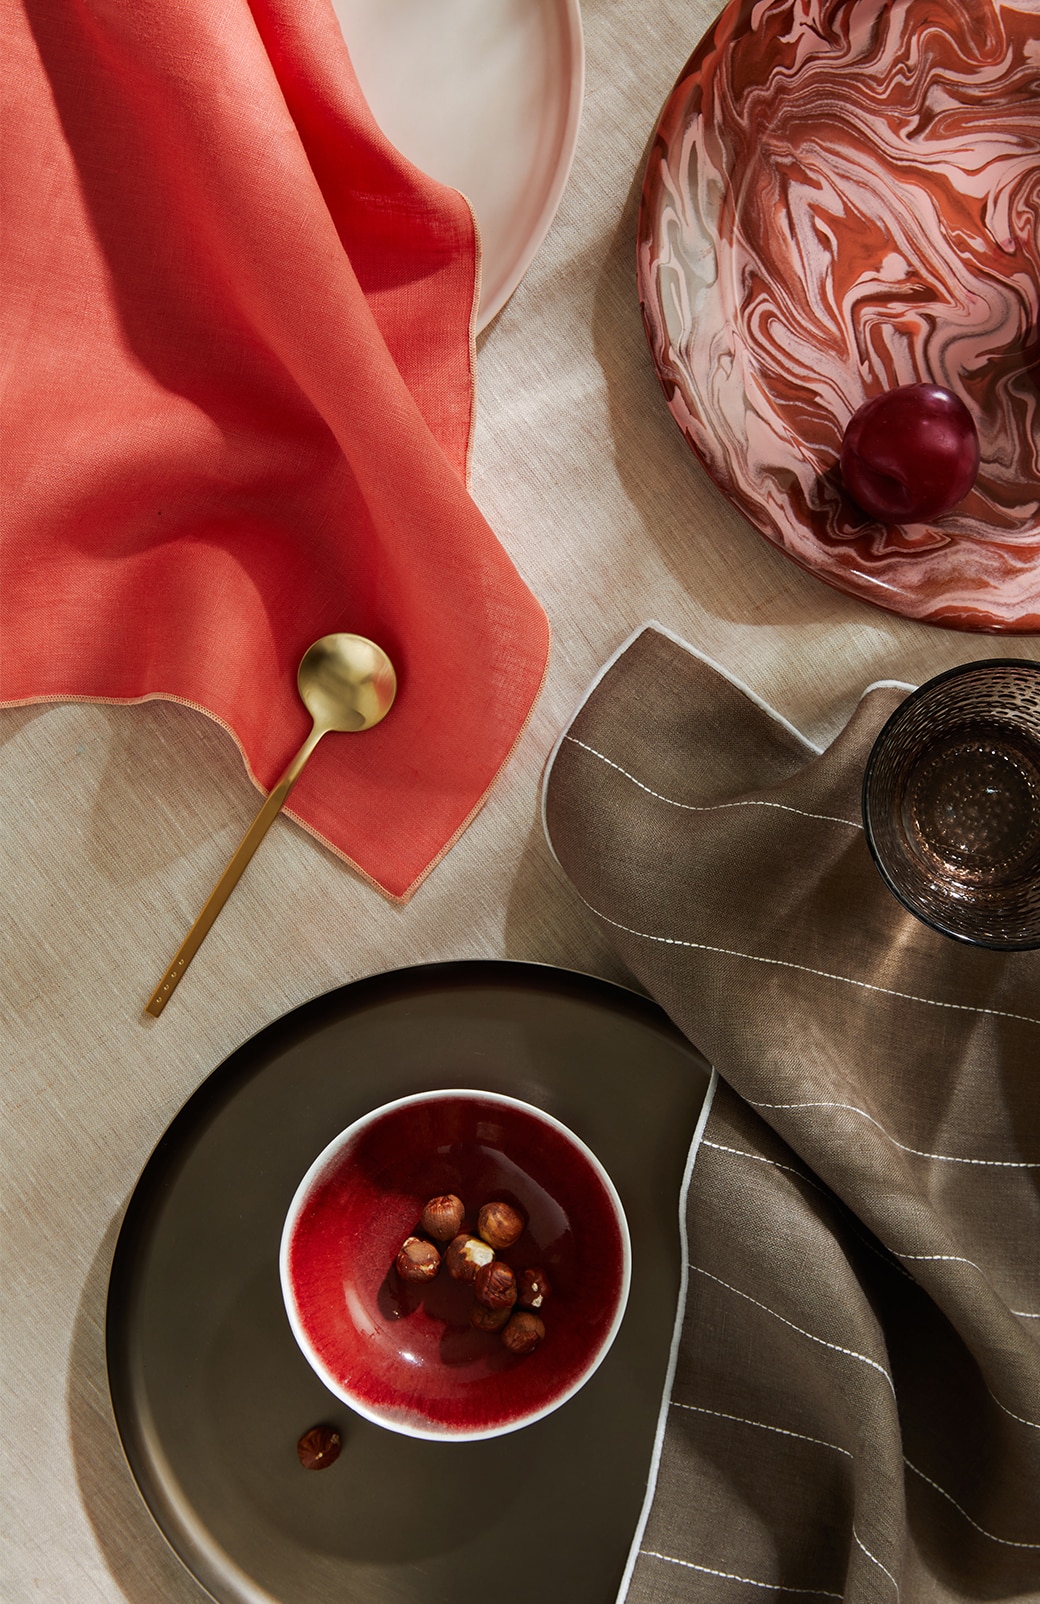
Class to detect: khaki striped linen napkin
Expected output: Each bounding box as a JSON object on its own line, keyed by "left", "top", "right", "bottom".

{"left": 543, "top": 625, "right": 1040, "bottom": 1603}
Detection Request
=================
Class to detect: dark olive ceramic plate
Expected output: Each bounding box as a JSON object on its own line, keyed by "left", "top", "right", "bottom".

{"left": 107, "top": 961, "right": 711, "bottom": 1604}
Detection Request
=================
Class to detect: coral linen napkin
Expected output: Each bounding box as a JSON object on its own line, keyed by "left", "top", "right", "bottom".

{"left": 1, "top": 0, "right": 549, "bottom": 900}
{"left": 544, "top": 626, "right": 1040, "bottom": 1602}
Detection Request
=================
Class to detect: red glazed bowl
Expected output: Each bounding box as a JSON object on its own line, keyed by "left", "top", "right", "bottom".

{"left": 279, "top": 1089, "right": 631, "bottom": 1440}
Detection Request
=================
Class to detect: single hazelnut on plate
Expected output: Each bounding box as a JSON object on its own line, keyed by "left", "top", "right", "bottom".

{"left": 297, "top": 1424, "right": 342, "bottom": 1469}
{"left": 444, "top": 1232, "right": 495, "bottom": 1283}
{"left": 470, "top": 1301, "right": 512, "bottom": 1332}
{"left": 501, "top": 1312, "right": 545, "bottom": 1356}
{"left": 474, "top": 1259, "right": 517, "bottom": 1311}
{"left": 395, "top": 1236, "right": 441, "bottom": 1282}
{"left": 477, "top": 1200, "right": 525, "bottom": 1250}
{"left": 516, "top": 1267, "right": 551, "bottom": 1310}
{"left": 420, "top": 1193, "right": 465, "bottom": 1242}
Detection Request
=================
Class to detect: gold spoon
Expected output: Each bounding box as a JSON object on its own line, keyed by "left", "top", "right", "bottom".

{"left": 145, "top": 633, "right": 396, "bottom": 1018}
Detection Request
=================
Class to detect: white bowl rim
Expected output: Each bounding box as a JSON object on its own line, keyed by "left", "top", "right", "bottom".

{"left": 278, "top": 1087, "right": 632, "bottom": 1441}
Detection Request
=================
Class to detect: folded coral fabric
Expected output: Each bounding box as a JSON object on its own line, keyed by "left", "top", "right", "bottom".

{"left": 544, "top": 626, "right": 1040, "bottom": 1601}
{"left": 1, "top": 0, "right": 548, "bottom": 900}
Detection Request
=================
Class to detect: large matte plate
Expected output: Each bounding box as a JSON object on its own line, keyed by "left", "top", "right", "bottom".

{"left": 107, "top": 961, "right": 712, "bottom": 1604}
{"left": 637, "top": 0, "right": 1040, "bottom": 632}
{"left": 331, "top": 0, "right": 584, "bottom": 330}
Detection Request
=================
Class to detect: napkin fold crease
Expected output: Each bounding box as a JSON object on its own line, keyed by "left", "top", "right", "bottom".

{"left": 1, "top": 0, "right": 549, "bottom": 899}
{"left": 544, "top": 624, "right": 1040, "bottom": 1603}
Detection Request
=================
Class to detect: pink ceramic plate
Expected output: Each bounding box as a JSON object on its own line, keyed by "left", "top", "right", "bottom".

{"left": 637, "top": 0, "right": 1040, "bottom": 632}
{"left": 280, "top": 1089, "right": 630, "bottom": 1440}
{"left": 330, "top": 0, "right": 584, "bottom": 330}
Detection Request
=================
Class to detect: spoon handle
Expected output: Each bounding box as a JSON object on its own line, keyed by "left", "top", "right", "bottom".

{"left": 144, "top": 726, "right": 324, "bottom": 1018}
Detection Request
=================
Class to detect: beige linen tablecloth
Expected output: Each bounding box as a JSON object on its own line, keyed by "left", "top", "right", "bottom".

{"left": 3, "top": 0, "right": 1039, "bottom": 1599}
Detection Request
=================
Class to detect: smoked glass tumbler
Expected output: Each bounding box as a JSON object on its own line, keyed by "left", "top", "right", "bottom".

{"left": 862, "top": 660, "right": 1040, "bottom": 950}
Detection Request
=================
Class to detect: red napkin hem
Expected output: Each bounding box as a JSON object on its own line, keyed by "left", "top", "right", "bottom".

{"left": 1, "top": 628, "right": 552, "bottom": 902}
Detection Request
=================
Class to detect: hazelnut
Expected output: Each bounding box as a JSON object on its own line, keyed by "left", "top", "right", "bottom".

{"left": 297, "top": 1424, "right": 342, "bottom": 1469}
{"left": 470, "top": 1301, "right": 511, "bottom": 1332}
{"left": 516, "top": 1267, "right": 551, "bottom": 1310}
{"left": 444, "top": 1233, "right": 495, "bottom": 1283}
{"left": 395, "top": 1236, "right": 441, "bottom": 1282}
{"left": 501, "top": 1312, "right": 545, "bottom": 1355}
{"left": 477, "top": 1200, "right": 525, "bottom": 1250}
{"left": 473, "top": 1259, "right": 517, "bottom": 1311}
{"left": 420, "top": 1194, "right": 465, "bottom": 1242}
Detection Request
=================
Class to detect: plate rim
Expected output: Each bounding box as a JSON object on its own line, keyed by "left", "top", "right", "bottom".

{"left": 477, "top": 0, "right": 585, "bottom": 330}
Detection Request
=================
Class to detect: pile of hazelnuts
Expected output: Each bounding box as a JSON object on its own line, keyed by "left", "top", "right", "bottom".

{"left": 394, "top": 1193, "right": 550, "bottom": 1356}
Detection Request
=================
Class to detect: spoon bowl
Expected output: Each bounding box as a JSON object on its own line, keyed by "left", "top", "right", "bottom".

{"left": 299, "top": 634, "right": 397, "bottom": 734}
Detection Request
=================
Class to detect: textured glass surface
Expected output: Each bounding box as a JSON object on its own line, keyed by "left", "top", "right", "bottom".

{"left": 863, "top": 661, "right": 1040, "bottom": 949}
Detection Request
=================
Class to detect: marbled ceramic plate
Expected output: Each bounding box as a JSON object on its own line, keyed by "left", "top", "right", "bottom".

{"left": 638, "top": 0, "right": 1040, "bottom": 631}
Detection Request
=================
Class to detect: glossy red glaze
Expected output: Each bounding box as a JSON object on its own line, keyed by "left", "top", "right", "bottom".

{"left": 283, "top": 1093, "right": 628, "bottom": 1438}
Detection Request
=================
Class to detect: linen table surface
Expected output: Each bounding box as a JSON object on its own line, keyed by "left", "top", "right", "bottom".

{"left": 3, "top": 0, "right": 1038, "bottom": 1600}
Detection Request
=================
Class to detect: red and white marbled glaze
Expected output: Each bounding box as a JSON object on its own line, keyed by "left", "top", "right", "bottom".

{"left": 638, "top": 0, "right": 1040, "bottom": 631}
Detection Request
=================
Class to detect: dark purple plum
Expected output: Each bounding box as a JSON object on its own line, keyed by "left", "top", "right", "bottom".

{"left": 840, "top": 383, "right": 980, "bottom": 523}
